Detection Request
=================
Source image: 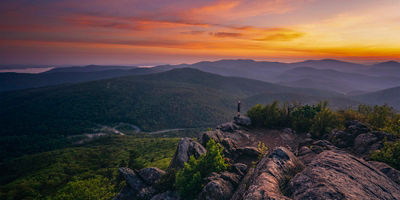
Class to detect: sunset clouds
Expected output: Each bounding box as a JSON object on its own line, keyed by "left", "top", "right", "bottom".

{"left": 1, "top": 0, "right": 400, "bottom": 65}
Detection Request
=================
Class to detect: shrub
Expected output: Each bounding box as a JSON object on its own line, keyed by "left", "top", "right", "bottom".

{"left": 310, "top": 106, "right": 337, "bottom": 138}
{"left": 371, "top": 140, "right": 400, "bottom": 170}
{"left": 257, "top": 142, "right": 268, "bottom": 160}
{"left": 291, "top": 103, "right": 322, "bottom": 133}
{"left": 175, "top": 139, "right": 228, "bottom": 199}
{"left": 247, "top": 104, "right": 265, "bottom": 127}
{"left": 247, "top": 101, "right": 294, "bottom": 129}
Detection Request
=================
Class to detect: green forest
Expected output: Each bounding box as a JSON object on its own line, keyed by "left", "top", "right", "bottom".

{"left": 0, "top": 136, "right": 179, "bottom": 200}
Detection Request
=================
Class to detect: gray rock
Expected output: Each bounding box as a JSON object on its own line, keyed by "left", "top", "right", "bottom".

{"left": 138, "top": 167, "right": 166, "bottom": 185}
{"left": 114, "top": 167, "right": 164, "bottom": 200}
{"left": 113, "top": 185, "right": 137, "bottom": 200}
{"left": 236, "top": 146, "right": 261, "bottom": 158}
{"left": 372, "top": 131, "right": 397, "bottom": 141}
{"left": 216, "top": 122, "right": 239, "bottom": 132}
{"left": 220, "top": 171, "right": 241, "bottom": 186}
{"left": 329, "top": 130, "right": 355, "bottom": 148}
{"left": 231, "top": 163, "right": 248, "bottom": 176}
{"left": 369, "top": 161, "right": 400, "bottom": 185}
{"left": 198, "top": 178, "right": 234, "bottom": 200}
{"left": 118, "top": 168, "right": 147, "bottom": 192}
{"left": 345, "top": 120, "right": 371, "bottom": 135}
{"left": 242, "top": 147, "right": 304, "bottom": 200}
{"left": 168, "top": 137, "right": 206, "bottom": 169}
{"left": 353, "top": 133, "right": 378, "bottom": 154}
{"left": 297, "top": 146, "right": 316, "bottom": 165}
{"left": 198, "top": 130, "right": 224, "bottom": 147}
{"left": 221, "top": 138, "right": 238, "bottom": 152}
{"left": 290, "top": 150, "right": 400, "bottom": 200}
{"left": 283, "top": 128, "right": 296, "bottom": 135}
{"left": 234, "top": 115, "right": 251, "bottom": 126}
{"left": 150, "top": 191, "right": 181, "bottom": 200}
{"left": 204, "top": 172, "right": 221, "bottom": 182}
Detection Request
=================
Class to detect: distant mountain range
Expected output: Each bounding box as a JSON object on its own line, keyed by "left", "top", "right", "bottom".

{"left": 1, "top": 59, "right": 400, "bottom": 94}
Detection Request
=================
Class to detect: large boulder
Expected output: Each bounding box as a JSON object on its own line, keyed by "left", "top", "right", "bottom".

{"left": 329, "top": 121, "right": 371, "bottom": 148}
{"left": 198, "top": 171, "right": 243, "bottom": 200}
{"left": 168, "top": 137, "right": 206, "bottom": 169}
{"left": 150, "top": 191, "right": 181, "bottom": 200}
{"left": 198, "top": 130, "right": 224, "bottom": 147}
{"left": 231, "top": 163, "right": 248, "bottom": 177}
{"left": 353, "top": 133, "right": 379, "bottom": 154}
{"left": 114, "top": 167, "right": 165, "bottom": 200}
{"left": 345, "top": 120, "right": 371, "bottom": 135}
{"left": 198, "top": 177, "right": 234, "bottom": 200}
{"left": 329, "top": 130, "right": 355, "bottom": 148}
{"left": 216, "top": 122, "right": 239, "bottom": 132}
{"left": 297, "top": 140, "right": 338, "bottom": 165}
{"left": 242, "top": 147, "right": 304, "bottom": 200}
{"left": 234, "top": 115, "right": 251, "bottom": 126}
{"left": 138, "top": 167, "right": 166, "bottom": 185}
{"left": 369, "top": 161, "right": 400, "bottom": 185}
{"left": 290, "top": 150, "right": 400, "bottom": 200}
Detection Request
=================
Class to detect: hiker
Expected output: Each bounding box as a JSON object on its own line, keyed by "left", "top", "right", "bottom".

{"left": 237, "top": 100, "right": 241, "bottom": 116}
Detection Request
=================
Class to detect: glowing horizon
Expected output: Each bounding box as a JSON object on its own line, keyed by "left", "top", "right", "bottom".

{"left": 1, "top": 0, "right": 400, "bottom": 65}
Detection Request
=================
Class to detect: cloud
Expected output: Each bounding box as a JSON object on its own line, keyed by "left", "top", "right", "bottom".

{"left": 210, "top": 32, "right": 243, "bottom": 38}
{"left": 180, "top": 30, "right": 206, "bottom": 35}
{"left": 254, "top": 32, "right": 304, "bottom": 41}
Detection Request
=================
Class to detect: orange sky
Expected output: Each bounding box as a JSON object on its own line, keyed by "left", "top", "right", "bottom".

{"left": 1, "top": 0, "right": 400, "bottom": 65}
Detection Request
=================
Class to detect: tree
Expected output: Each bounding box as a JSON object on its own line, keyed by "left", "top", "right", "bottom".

{"left": 247, "top": 104, "right": 265, "bottom": 127}
{"left": 175, "top": 139, "right": 228, "bottom": 199}
{"left": 310, "top": 107, "right": 337, "bottom": 138}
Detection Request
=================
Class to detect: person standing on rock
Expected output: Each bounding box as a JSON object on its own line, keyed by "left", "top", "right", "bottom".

{"left": 237, "top": 100, "right": 241, "bottom": 116}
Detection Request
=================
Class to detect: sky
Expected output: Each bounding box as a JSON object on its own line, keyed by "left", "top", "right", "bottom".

{"left": 1, "top": 0, "right": 400, "bottom": 65}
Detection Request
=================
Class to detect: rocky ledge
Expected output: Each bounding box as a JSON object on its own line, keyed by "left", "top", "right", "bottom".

{"left": 114, "top": 116, "right": 400, "bottom": 200}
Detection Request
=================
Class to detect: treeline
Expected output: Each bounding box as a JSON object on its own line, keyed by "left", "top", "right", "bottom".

{"left": 247, "top": 101, "right": 400, "bottom": 138}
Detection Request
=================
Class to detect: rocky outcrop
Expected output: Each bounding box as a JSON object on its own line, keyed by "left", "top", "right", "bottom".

{"left": 353, "top": 132, "right": 379, "bottom": 154}
{"left": 327, "top": 121, "right": 397, "bottom": 159}
{"left": 168, "top": 137, "right": 206, "bottom": 169}
{"left": 290, "top": 150, "right": 400, "bottom": 200}
{"left": 114, "top": 167, "right": 166, "bottom": 200}
{"left": 198, "top": 130, "right": 224, "bottom": 147}
{"left": 233, "top": 115, "right": 251, "bottom": 126}
{"left": 216, "top": 122, "right": 240, "bottom": 132}
{"left": 113, "top": 117, "right": 400, "bottom": 200}
{"left": 150, "top": 191, "right": 181, "bottom": 200}
{"left": 297, "top": 140, "right": 338, "bottom": 165}
{"left": 242, "top": 147, "right": 304, "bottom": 200}
{"left": 198, "top": 166, "right": 248, "bottom": 200}
{"left": 329, "top": 120, "right": 370, "bottom": 148}
{"left": 369, "top": 161, "right": 400, "bottom": 185}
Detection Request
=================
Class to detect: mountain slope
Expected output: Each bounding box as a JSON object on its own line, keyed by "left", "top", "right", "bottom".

{"left": 0, "top": 67, "right": 166, "bottom": 92}
{"left": 353, "top": 86, "right": 400, "bottom": 109}
{"left": 277, "top": 67, "right": 400, "bottom": 93}
{"left": 0, "top": 68, "right": 346, "bottom": 137}
{"left": 365, "top": 61, "right": 400, "bottom": 77}
{"left": 44, "top": 65, "right": 137, "bottom": 73}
